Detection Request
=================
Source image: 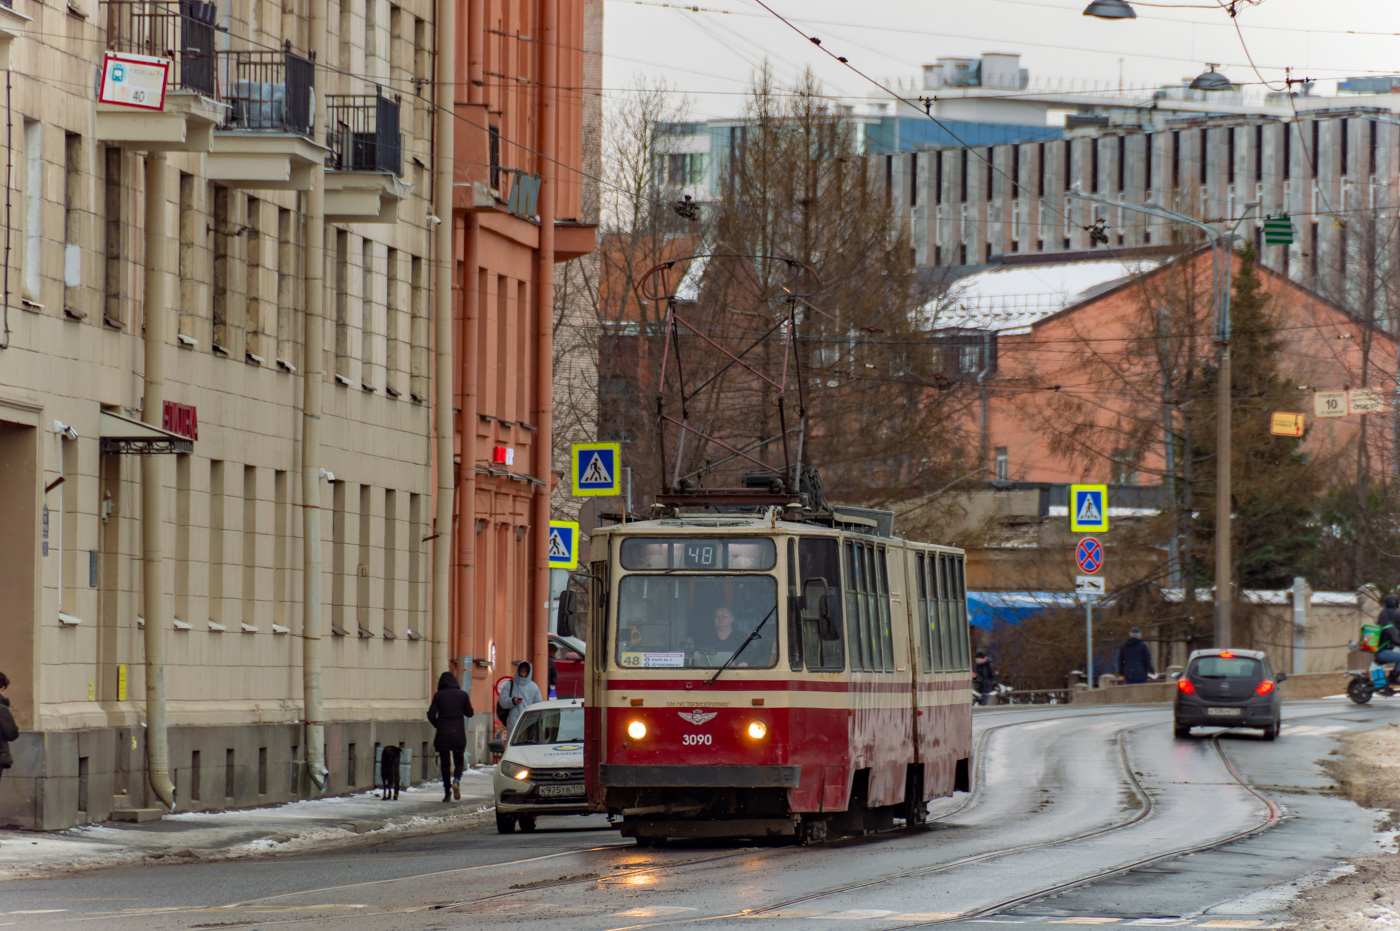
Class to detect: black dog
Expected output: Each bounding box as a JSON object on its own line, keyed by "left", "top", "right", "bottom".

{"left": 379, "top": 745, "right": 403, "bottom": 800}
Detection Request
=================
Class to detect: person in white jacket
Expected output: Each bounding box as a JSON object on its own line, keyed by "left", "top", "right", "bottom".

{"left": 498, "top": 661, "right": 543, "bottom": 737}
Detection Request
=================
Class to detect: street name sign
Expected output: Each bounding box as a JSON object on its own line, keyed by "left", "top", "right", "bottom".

{"left": 1269, "top": 412, "right": 1305, "bottom": 437}
{"left": 571, "top": 442, "right": 620, "bottom": 496}
{"left": 1069, "top": 484, "right": 1108, "bottom": 533}
{"left": 547, "top": 520, "right": 579, "bottom": 570}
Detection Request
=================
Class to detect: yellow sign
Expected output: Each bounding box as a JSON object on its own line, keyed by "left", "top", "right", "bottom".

{"left": 547, "top": 520, "right": 579, "bottom": 570}
{"left": 117, "top": 664, "right": 127, "bottom": 701}
{"left": 1270, "top": 412, "right": 1305, "bottom": 437}
{"left": 571, "top": 442, "right": 621, "bottom": 497}
{"left": 1069, "top": 484, "right": 1108, "bottom": 533}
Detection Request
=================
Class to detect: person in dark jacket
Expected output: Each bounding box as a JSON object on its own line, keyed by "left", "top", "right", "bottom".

{"left": 972, "top": 651, "right": 998, "bottom": 705}
{"left": 1116, "top": 628, "right": 1155, "bottom": 684}
{"left": 427, "top": 671, "right": 473, "bottom": 802}
{"left": 0, "top": 671, "right": 18, "bottom": 783}
{"left": 1375, "top": 594, "right": 1400, "bottom": 692}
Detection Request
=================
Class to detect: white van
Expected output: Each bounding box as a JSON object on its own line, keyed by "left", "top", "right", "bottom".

{"left": 492, "top": 698, "right": 588, "bottom": 833}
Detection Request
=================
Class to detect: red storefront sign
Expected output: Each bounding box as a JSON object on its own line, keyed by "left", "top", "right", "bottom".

{"left": 162, "top": 401, "right": 198, "bottom": 440}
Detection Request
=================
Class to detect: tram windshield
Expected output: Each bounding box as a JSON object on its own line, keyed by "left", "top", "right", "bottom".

{"left": 614, "top": 575, "right": 779, "bottom": 670}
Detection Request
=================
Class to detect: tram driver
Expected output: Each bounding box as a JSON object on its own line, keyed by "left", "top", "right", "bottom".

{"left": 690, "top": 605, "right": 774, "bottom": 668}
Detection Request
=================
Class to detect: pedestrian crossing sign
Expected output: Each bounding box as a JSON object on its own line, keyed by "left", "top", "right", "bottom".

{"left": 1069, "top": 484, "right": 1109, "bottom": 533}
{"left": 571, "top": 442, "right": 621, "bottom": 497}
{"left": 548, "top": 520, "right": 579, "bottom": 570}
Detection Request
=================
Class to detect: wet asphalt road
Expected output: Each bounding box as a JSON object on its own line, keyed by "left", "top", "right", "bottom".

{"left": 0, "top": 698, "right": 1390, "bottom": 930}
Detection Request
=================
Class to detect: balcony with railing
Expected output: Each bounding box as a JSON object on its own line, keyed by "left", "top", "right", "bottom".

{"left": 323, "top": 88, "right": 410, "bottom": 222}
{"left": 208, "top": 41, "right": 324, "bottom": 191}
{"left": 96, "top": 0, "right": 222, "bottom": 151}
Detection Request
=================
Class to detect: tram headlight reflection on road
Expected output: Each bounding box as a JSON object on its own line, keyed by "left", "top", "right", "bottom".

{"left": 627, "top": 720, "right": 647, "bottom": 740}
{"left": 747, "top": 720, "right": 768, "bottom": 740}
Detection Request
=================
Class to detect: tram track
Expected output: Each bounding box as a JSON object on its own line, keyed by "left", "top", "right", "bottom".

{"left": 70, "top": 703, "right": 1344, "bottom": 930}
{"left": 601, "top": 703, "right": 1341, "bottom": 931}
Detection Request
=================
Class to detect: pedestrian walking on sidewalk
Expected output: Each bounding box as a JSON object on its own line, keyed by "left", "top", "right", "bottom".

{"left": 427, "top": 671, "right": 473, "bottom": 802}
{"left": 1116, "top": 628, "right": 1155, "bottom": 685}
{"left": 498, "top": 661, "right": 543, "bottom": 737}
{"left": 0, "top": 671, "right": 18, "bottom": 784}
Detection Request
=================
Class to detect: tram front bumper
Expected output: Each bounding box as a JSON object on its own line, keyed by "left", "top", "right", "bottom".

{"left": 599, "top": 764, "right": 801, "bottom": 788}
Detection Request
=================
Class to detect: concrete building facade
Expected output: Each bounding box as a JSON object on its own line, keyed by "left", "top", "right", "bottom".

{"left": 0, "top": 0, "right": 450, "bottom": 829}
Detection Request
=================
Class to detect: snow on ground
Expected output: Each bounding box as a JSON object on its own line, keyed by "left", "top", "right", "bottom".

{"left": 0, "top": 769, "right": 495, "bottom": 880}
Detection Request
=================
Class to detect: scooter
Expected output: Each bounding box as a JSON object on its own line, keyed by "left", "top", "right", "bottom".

{"left": 1344, "top": 641, "right": 1397, "bottom": 704}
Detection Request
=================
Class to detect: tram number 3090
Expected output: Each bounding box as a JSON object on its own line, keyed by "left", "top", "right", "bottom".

{"left": 682, "top": 734, "right": 713, "bottom": 746}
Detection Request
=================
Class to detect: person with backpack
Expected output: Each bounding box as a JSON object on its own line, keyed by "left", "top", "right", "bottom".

{"left": 498, "top": 661, "right": 543, "bottom": 737}
{"left": 1375, "top": 594, "right": 1400, "bottom": 695}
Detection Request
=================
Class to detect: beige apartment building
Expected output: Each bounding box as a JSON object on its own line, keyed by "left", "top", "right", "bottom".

{"left": 0, "top": 0, "right": 447, "bottom": 830}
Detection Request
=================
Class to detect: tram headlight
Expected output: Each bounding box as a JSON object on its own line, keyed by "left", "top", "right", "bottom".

{"left": 746, "top": 720, "right": 768, "bottom": 741}
{"left": 627, "top": 720, "right": 648, "bottom": 740}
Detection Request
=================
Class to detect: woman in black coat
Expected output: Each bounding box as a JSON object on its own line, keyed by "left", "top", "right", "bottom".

{"left": 427, "top": 672, "right": 473, "bottom": 802}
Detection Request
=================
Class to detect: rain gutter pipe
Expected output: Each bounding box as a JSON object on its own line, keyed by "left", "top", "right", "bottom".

{"left": 299, "top": 0, "right": 330, "bottom": 792}
{"left": 141, "top": 152, "right": 175, "bottom": 810}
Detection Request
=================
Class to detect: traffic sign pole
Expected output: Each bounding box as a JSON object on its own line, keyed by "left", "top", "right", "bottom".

{"left": 1087, "top": 601, "right": 1094, "bottom": 690}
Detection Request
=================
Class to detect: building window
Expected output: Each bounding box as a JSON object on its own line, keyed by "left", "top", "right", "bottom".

{"left": 209, "top": 460, "right": 225, "bottom": 625}
{"left": 211, "top": 184, "right": 232, "bottom": 352}
{"left": 103, "top": 147, "right": 124, "bottom": 328}
{"left": 23, "top": 120, "right": 41, "bottom": 304}
{"left": 64, "top": 132, "right": 85, "bottom": 319}
{"left": 276, "top": 207, "right": 297, "bottom": 368}
{"left": 246, "top": 197, "right": 265, "bottom": 361}
{"left": 994, "top": 447, "right": 1008, "bottom": 481}
{"left": 410, "top": 255, "right": 427, "bottom": 401}
{"left": 178, "top": 173, "right": 198, "bottom": 343}
{"left": 335, "top": 229, "right": 350, "bottom": 380}
{"left": 361, "top": 239, "right": 378, "bottom": 390}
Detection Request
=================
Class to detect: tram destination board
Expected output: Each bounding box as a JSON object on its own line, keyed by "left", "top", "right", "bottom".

{"left": 619, "top": 537, "right": 776, "bottom": 571}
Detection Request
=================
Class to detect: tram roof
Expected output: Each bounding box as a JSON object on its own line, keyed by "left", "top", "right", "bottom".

{"left": 591, "top": 510, "right": 963, "bottom": 550}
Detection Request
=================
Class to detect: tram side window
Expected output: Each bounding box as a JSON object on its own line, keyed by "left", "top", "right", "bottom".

{"left": 915, "top": 553, "right": 932, "bottom": 670}
{"left": 935, "top": 554, "right": 953, "bottom": 673}
{"left": 844, "top": 540, "right": 892, "bottom": 673}
{"left": 787, "top": 539, "right": 802, "bottom": 672}
{"left": 950, "top": 554, "right": 970, "bottom": 670}
{"left": 799, "top": 538, "right": 844, "bottom": 671}
{"left": 874, "top": 546, "right": 893, "bottom": 672}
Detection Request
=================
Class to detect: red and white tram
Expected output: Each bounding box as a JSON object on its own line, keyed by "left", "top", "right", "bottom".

{"left": 581, "top": 507, "right": 973, "bottom": 843}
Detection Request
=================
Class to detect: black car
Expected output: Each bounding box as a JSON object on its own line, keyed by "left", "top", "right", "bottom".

{"left": 1173, "top": 648, "right": 1285, "bottom": 740}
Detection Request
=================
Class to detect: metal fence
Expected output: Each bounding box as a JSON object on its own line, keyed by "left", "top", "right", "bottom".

{"left": 104, "top": 0, "right": 217, "bottom": 97}
{"left": 326, "top": 90, "right": 402, "bottom": 174}
{"left": 220, "top": 43, "right": 314, "bottom": 136}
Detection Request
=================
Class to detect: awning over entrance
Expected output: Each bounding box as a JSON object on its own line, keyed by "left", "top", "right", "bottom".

{"left": 99, "top": 410, "right": 193, "bottom": 455}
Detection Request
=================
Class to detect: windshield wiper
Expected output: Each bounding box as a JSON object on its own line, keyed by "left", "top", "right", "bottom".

{"left": 708, "top": 605, "right": 777, "bottom": 684}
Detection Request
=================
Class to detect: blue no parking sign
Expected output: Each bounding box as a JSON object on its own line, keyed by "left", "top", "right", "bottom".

{"left": 1076, "top": 537, "right": 1103, "bottom": 574}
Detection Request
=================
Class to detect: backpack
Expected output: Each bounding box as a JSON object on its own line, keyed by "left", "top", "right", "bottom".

{"left": 496, "top": 680, "right": 512, "bottom": 727}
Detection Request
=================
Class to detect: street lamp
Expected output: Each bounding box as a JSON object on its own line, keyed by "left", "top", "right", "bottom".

{"left": 1083, "top": 0, "right": 1137, "bottom": 17}
{"left": 1189, "top": 64, "right": 1233, "bottom": 92}
{"left": 1068, "top": 190, "right": 1258, "bottom": 648}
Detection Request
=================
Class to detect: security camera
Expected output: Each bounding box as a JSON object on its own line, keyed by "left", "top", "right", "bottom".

{"left": 427, "top": 213, "right": 442, "bottom": 225}
{"left": 318, "top": 468, "right": 337, "bottom": 483}
{"left": 53, "top": 421, "right": 78, "bottom": 441}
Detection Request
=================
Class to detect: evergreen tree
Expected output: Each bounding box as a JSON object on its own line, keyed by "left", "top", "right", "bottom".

{"left": 1189, "top": 245, "right": 1320, "bottom": 590}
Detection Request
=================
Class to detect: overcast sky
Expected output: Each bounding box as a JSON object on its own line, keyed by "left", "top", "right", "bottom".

{"left": 600, "top": 0, "right": 1400, "bottom": 119}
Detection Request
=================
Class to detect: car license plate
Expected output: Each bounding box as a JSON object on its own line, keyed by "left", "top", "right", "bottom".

{"left": 537, "top": 784, "right": 583, "bottom": 797}
{"left": 1206, "top": 707, "right": 1241, "bottom": 716}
